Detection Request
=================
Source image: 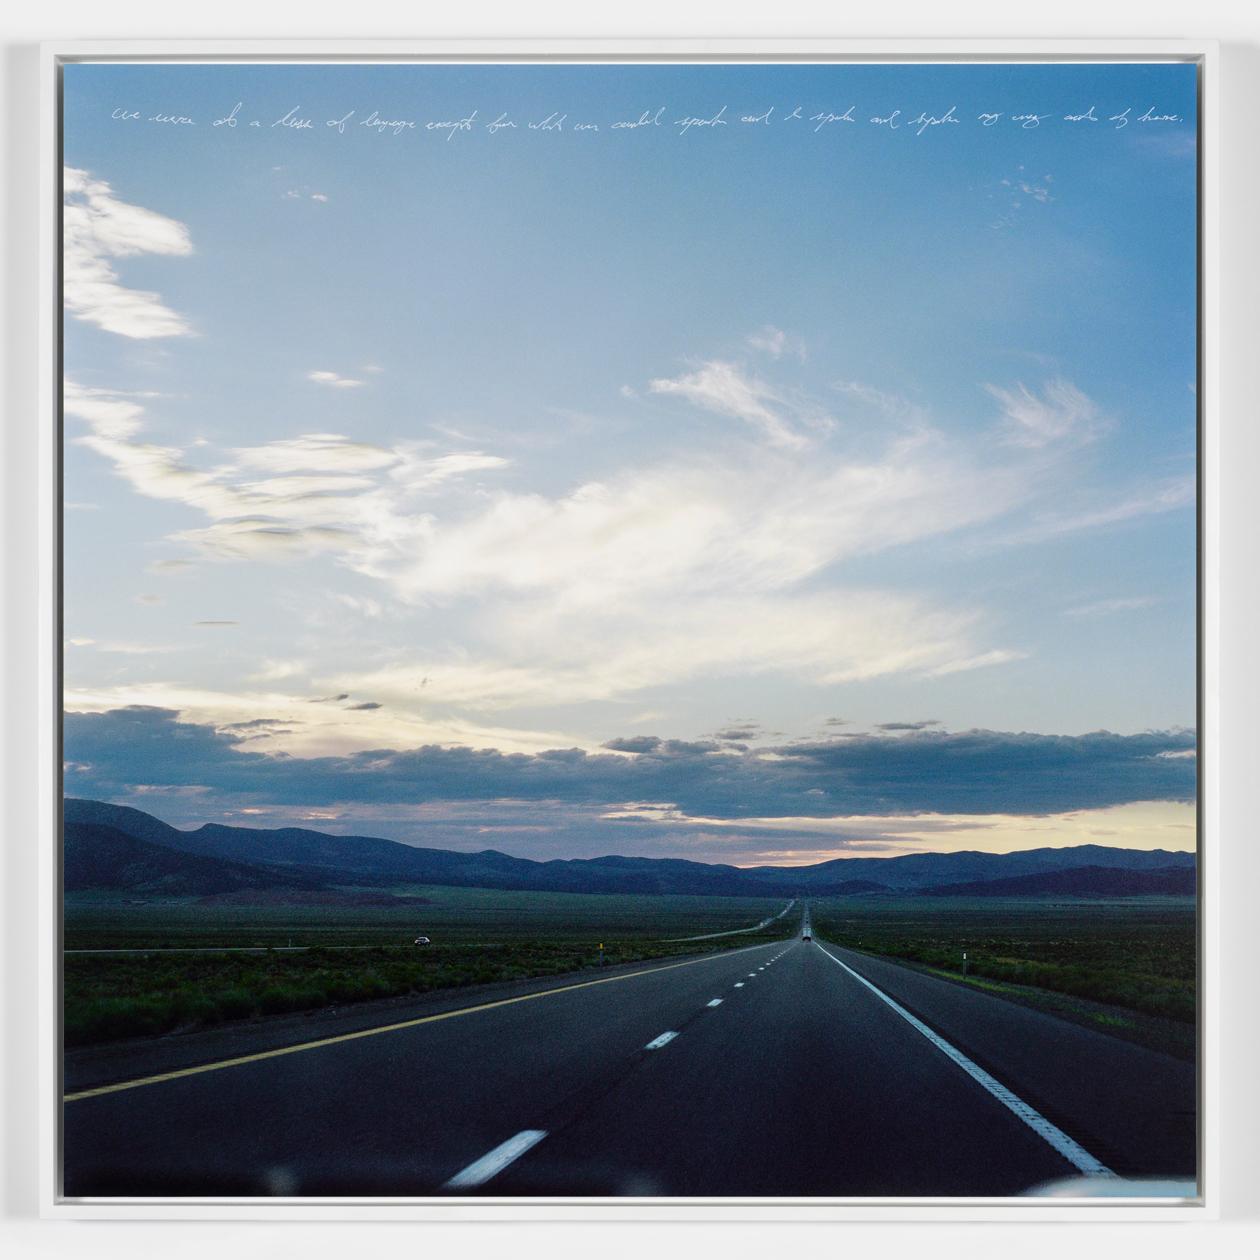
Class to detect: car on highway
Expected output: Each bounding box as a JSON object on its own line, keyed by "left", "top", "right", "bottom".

{"left": 802, "top": 932, "right": 812, "bottom": 942}
{"left": 413, "top": 935, "right": 431, "bottom": 946}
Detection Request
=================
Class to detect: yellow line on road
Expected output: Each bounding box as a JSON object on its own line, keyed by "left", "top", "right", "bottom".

{"left": 64, "top": 943, "right": 768, "bottom": 1104}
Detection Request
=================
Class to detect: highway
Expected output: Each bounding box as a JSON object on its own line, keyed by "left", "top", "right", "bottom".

{"left": 62, "top": 922, "right": 1196, "bottom": 1199}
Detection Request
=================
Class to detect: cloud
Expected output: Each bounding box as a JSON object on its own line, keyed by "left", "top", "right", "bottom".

{"left": 1063, "top": 596, "right": 1158, "bottom": 619}
{"left": 1016, "top": 177, "right": 1053, "bottom": 204}
{"left": 985, "top": 378, "right": 1101, "bottom": 449}
{"left": 746, "top": 325, "right": 805, "bottom": 361}
{"left": 922, "top": 649, "right": 1028, "bottom": 677}
{"left": 876, "top": 720, "right": 941, "bottom": 732}
{"left": 68, "top": 367, "right": 1035, "bottom": 714}
{"left": 248, "top": 659, "right": 307, "bottom": 682}
{"left": 62, "top": 685, "right": 577, "bottom": 758}
{"left": 648, "top": 360, "right": 810, "bottom": 449}
{"left": 998, "top": 168, "right": 1055, "bottom": 207}
{"left": 603, "top": 736, "right": 662, "bottom": 754}
{"left": 990, "top": 168, "right": 1056, "bottom": 229}
{"left": 1006, "top": 476, "right": 1194, "bottom": 545}
{"left": 64, "top": 385, "right": 510, "bottom": 573}
{"left": 71, "top": 349, "right": 1172, "bottom": 721}
{"left": 329, "top": 590, "right": 998, "bottom": 711}
{"left": 230, "top": 434, "right": 394, "bottom": 473}
{"left": 93, "top": 641, "right": 178, "bottom": 655}
{"left": 307, "top": 370, "right": 362, "bottom": 389}
{"left": 63, "top": 707, "right": 1198, "bottom": 823}
{"left": 63, "top": 166, "right": 193, "bottom": 338}
{"left": 334, "top": 594, "right": 384, "bottom": 619}
{"left": 382, "top": 429, "right": 1016, "bottom": 608}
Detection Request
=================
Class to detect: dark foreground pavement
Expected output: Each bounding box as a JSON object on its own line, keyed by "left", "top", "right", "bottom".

{"left": 62, "top": 934, "right": 1196, "bottom": 1199}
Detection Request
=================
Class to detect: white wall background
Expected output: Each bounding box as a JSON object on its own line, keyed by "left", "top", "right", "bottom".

{"left": 2, "top": 3, "right": 1257, "bottom": 1258}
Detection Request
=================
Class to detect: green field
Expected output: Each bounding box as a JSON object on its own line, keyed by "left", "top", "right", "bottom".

{"left": 64, "top": 890, "right": 1197, "bottom": 1050}
{"left": 63, "top": 888, "right": 797, "bottom": 1046}
{"left": 809, "top": 895, "right": 1196, "bottom": 1025}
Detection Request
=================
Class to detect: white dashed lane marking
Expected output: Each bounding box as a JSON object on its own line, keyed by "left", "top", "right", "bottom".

{"left": 644, "top": 1031, "right": 679, "bottom": 1050}
{"left": 444, "top": 1129, "right": 548, "bottom": 1189}
{"left": 707, "top": 998, "right": 723, "bottom": 1007}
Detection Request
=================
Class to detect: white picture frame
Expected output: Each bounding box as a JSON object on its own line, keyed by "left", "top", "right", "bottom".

{"left": 33, "top": 36, "right": 1220, "bottom": 1224}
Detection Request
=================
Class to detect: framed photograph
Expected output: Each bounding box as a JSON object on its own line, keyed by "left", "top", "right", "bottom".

{"left": 40, "top": 39, "right": 1217, "bottom": 1220}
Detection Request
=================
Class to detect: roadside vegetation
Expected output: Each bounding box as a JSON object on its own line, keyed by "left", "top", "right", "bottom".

{"left": 809, "top": 895, "right": 1195, "bottom": 1024}
{"left": 64, "top": 889, "right": 797, "bottom": 1046}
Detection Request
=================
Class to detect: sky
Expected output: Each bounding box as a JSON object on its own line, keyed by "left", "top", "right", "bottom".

{"left": 60, "top": 60, "right": 1199, "bottom": 864}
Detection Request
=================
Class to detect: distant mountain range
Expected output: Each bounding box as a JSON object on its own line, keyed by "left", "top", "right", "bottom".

{"left": 64, "top": 821, "right": 325, "bottom": 898}
{"left": 63, "top": 798, "right": 1197, "bottom": 900}
{"left": 914, "top": 865, "right": 1196, "bottom": 898}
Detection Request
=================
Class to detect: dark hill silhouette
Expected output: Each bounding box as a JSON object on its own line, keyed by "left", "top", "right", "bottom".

{"left": 917, "top": 864, "right": 1196, "bottom": 898}
{"left": 63, "top": 799, "right": 1196, "bottom": 899}
{"left": 739, "top": 843, "right": 1196, "bottom": 891}
{"left": 64, "top": 821, "right": 328, "bottom": 896}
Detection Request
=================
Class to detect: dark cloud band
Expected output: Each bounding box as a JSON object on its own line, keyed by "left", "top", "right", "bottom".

{"left": 64, "top": 707, "right": 1196, "bottom": 820}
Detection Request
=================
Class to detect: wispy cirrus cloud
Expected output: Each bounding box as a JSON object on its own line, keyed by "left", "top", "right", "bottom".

{"left": 923, "top": 649, "right": 1029, "bottom": 678}
{"left": 63, "top": 166, "right": 193, "bottom": 339}
{"left": 325, "top": 590, "right": 994, "bottom": 713}
{"left": 66, "top": 357, "right": 1035, "bottom": 722}
{"left": 832, "top": 379, "right": 926, "bottom": 425}
{"left": 648, "top": 360, "right": 811, "bottom": 449}
{"left": 1004, "top": 476, "right": 1194, "bottom": 546}
{"left": 985, "top": 377, "right": 1102, "bottom": 449}
{"left": 69, "top": 305, "right": 1174, "bottom": 729}
{"left": 64, "top": 383, "right": 509, "bottom": 568}
{"left": 1063, "top": 596, "right": 1159, "bottom": 619}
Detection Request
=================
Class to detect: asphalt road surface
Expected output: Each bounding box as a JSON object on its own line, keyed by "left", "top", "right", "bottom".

{"left": 62, "top": 930, "right": 1196, "bottom": 1199}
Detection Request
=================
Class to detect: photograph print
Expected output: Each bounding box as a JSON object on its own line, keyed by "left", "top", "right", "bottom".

{"left": 58, "top": 52, "right": 1200, "bottom": 1203}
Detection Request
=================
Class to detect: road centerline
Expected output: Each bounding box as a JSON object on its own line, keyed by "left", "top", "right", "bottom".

{"left": 64, "top": 942, "right": 776, "bottom": 1103}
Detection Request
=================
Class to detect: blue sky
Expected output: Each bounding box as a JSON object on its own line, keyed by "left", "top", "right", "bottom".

{"left": 61, "top": 60, "right": 1198, "bottom": 862}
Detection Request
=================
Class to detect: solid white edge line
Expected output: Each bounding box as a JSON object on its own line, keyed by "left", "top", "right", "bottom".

{"left": 443, "top": 1129, "right": 548, "bottom": 1189}
{"left": 816, "top": 944, "right": 1114, "bottom": 1179}
{"left": 645, "top": 1030, "right": 679, "bottom": 1050}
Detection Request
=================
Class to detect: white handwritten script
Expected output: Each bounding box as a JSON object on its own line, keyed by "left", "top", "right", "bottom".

{"left": 100, "top": 101, "right": 1191, "bottom": 142}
